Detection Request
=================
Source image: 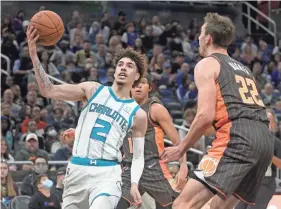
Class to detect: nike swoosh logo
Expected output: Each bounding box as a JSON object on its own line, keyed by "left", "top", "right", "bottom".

{"left": 148, "top": 162, "right": 156, "bottom": 168}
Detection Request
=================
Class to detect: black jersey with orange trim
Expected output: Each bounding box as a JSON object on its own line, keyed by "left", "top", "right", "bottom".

{"left": 122, "top": 98, "right": 166, "bottom": 163}
{"left": 211, "top": 53, "right": 268, "bottom": 130}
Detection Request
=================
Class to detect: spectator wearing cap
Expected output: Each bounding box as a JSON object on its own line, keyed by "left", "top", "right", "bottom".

{"left": 52, "top": 167, "right": 66, "bottom": 203}
{"left": 21, "top": 155, "right": 49, "bottom": 196}
{"left": 75, "top": 40, "right": 96, "bottom": 69}
{"left": 21, "top": 106, "right": 47, "bottom": 134}
{"left": 20, "top": 120, "right": 45, "bottom": 150}
{"left": 50, "top": 40, "right": 75, "bottom": 72}
{"left": 28, "top": 174, "right": 61, "bottom": 209}
{"left": 121, "top": 22, "right": 138, "bottom": 47}
{"left": 15, "top": 133, "right": 48, "bottom": 170}
{"left": 113, "top": 11, "right": 127, "bottom": 36}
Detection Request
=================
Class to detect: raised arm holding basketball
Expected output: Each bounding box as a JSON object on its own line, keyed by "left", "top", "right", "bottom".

{"left": 26, "top": 25, "right": 100, "bottom": 103}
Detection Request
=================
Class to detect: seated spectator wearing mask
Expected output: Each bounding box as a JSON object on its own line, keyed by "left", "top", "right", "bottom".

{"left": 21, "top": 155, "right": 49, "bottom": 196}
{"left": 28, "top": 174, "right": 61, "bottom": 209}
{"left": 15, "top": 133, "right": 48, "bottom": 171}
{"left": 51, "top": 167, "right": 66, "bottom": 203}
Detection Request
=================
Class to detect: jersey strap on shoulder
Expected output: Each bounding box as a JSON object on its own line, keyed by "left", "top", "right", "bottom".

{"left": 127, "top": 105, "right": 140, "bottom": 130}
{"left": 81, "top": 85, "right": 104, "bottom": 111}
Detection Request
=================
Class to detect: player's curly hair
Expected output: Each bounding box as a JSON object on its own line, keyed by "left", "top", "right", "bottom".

{"left": 114, "top": 47, "right": 147, "bottom": 87}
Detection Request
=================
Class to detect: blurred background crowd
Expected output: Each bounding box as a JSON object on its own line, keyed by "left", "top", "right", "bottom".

{"left": 1, "top": 1, "right": 281, "bottom": 209}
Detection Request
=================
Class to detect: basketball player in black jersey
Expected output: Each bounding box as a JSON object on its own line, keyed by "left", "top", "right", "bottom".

{"left": 116, "top": 75, "right": 188, "bottom": 209}
{"left": 161, "top": 13, "right": 274, "bottom": 209}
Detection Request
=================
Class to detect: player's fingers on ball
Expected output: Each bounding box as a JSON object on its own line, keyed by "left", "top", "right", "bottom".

{"left": 30, "top": 28, "right": 37, "bottom": 39}
{"left": 34, "top": 34, "right": 40, "bottom": 42}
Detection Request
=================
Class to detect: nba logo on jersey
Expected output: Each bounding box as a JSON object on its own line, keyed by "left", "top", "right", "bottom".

{"left": 73, "top": 85, "right": 139, "bottom": 163}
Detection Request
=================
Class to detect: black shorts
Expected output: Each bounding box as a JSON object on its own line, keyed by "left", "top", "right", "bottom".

{"left": 121, "top": 159, "right": 180, "bottom": 207}
{"left": 192, "top": 119, "right": 274, "bottom": 204}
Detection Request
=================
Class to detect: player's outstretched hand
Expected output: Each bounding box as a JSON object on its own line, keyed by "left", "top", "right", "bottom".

{"left": 26, "top": 25, "right": 39, "bottom": 58}
{"left": 130, "top": 183, "right": 142, "bottom": 208}
{"left": 160, "top": 145, "right": 183, "bottom": 163}
{"left": 62, "top": 128, "right": 75, "bottom": 145}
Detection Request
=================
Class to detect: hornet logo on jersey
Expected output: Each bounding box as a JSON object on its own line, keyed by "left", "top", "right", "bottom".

{"left": 89, "top": 103, "right": 128, "bottom": 130}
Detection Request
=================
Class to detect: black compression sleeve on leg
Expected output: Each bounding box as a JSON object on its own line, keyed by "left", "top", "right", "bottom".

{"left": 116, "top": 197, "right": 130, "bottom": 209}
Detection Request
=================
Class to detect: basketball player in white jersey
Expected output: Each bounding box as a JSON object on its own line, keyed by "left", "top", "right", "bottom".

{"left": 27, "top": 26, "right": 147, "bottom": 209}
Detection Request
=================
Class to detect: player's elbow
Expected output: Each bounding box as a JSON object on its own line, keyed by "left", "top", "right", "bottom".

{"left": 196, "top": 110, "right": 215, "bottom": 128}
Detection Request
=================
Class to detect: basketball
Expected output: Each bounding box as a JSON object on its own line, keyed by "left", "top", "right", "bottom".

{"left": 30, "top": 10, "right": 64, "bottom": 46}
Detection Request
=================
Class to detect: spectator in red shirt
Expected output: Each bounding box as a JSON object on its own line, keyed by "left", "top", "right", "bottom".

{"left": 21, "top": 106, "right": 47, "bottom": 133}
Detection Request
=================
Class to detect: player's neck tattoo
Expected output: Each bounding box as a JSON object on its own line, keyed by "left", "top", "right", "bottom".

{"left": 34, "top": 56, "right": 53, "bottom": 92}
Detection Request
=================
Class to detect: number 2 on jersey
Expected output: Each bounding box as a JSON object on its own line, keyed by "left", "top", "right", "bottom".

{"left": 90, "top": 118, "right": 111, "bottom": 143}
{"left": 235, "top": 75, "right": 264, "bottom": 106}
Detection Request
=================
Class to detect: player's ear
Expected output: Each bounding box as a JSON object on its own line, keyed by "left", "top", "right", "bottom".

{"left": 134, "top": 73, "right": 140, "bottom": 81}
{"left": 206, "top": 34, "right": 212, "bottom": 46}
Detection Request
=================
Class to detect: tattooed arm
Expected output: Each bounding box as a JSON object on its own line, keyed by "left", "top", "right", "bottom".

{"left": 27, "top": 25, "right": 100, "bottom": 102}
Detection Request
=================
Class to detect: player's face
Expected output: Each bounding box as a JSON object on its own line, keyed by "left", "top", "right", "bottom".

{"left": 131, "top": 78, "right": 150, "bottom": 103}
{"left": 198, "top": 24, "right": 211, "bottom": 57}
{"left": 114, "top": 57, "right": 140, "bottom": 87}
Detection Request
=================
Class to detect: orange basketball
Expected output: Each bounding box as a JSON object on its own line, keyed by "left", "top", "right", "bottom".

{"left": 30, "top": 10, "right": 64, "bottom": 46}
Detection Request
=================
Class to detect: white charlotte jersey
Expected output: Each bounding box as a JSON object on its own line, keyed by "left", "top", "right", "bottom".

{"left": 73, "top": 85, "right": 139, "bottom": 162}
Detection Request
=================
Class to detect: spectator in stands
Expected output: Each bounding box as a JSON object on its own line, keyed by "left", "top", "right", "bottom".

{"left": 54, "top": 129, "right": 72, "bottom": 163}
{"left": 152, "top": 15, "right": 165, "bottom": 37}
{"left": 1, "top": 139, "right": 16, "bottom": 171}
{"left": 178, "top": 108, "right": 196, "bottom": 139}
{"left": 1, "top": 116, "right": 14, "bottom": 151}
{"left": 2, "top": 89, "right": 21, "bottom": 118}
{"left": 176, "top": 63, "right": 193, "bottom": 87}
{"left": 1, "top": 15, "right": 14, "bottom": 35}
{"left": 134, "top": 38, "right": 145, "bottom": 54}
{"left": 241, "top": 35, "right": 258, "bottom": 56}
{"left": 21, "top": 106, "right": 47, "bottom": 134}
{"left": 70, "top": 34, "right": 84, "bottom": 53}
{"left": 272, "top": 39, "right": 281, "bottom": 55}
{"left": 96, "top": 44, "right": 107, "bottom": 68}
{"left": 101, "top": 66, "right": 115, "bottom": 86}
{"left": 28, "top": 173, "right": 61, "bottom": 209}
{"left": 52, "top": 167, "right": 66, "bottom": 203}
{"left": 2, "top": 76, "right": 14, "bottom": 94}
{"left": 171, "top": 51, "right": 185, "bottom": 74}
{"left": 271, "top": 61, "right": 281, "bottom": 88}
{"left": 1, "top": 103, "right": 16, "bottom": 130}
{"left": 26, "top": 89, "right": 38, "bottom": 108}
{"left": 12, "top": 10, "right": 25, "bottom": 35}
{"left": 107, "top": 35, "right": 121, "bottom": 55}
{"left": 10, "top": 84, "right": 23, "bottom": 105}
{"left": 67, "top": 10, "right": 82, "bottom": 33}
{"left": 21, "top": 155, "right": 49, "bottom": 196}
{"left": 1, "top": 29, "right": 19, "bottom": 66}
{"left": 70, "top": 22, "right": 88, "bottom": 46}
{"left": 13, "top": 46, "right": 33, "bottom": 91}
{"left": 20, "top": 120, "right": 45, "bottom": 150}
{"left": 231, "top": 47, "right": 242, "bottom": 62}
{"left": 15, "top": 133, "right": 48, "bottom": 170}
{"left": 241, "top": 45, "right": 256, "bottom": 65}
{"left": 88, "top": 21, "right": 100, "bottom": 45}
{"left": 141, "top": 25, "right": 154, "bottom": 53}
{"left": 0, "top": 160, "right": 18, "bottom": 206}
{"left": 261, "top": 83, "right": 281, "bottom": 106}
{"left": 18, "top": 104, "right": 31, "bottom": 123}
{"left": 50, "top": 40, "right": 75, "bottom": 72}
{"left": 100, "top": 20, "right": 110, "bottom": 44}
{"left": 39, "top": 50, "right": 60, "bottom": 78}
{"left": 87, "top": 67, "right": 99, "bottom": 82}
{"left": 274, "top": 100, "right": 281, "bottom": 115}
{"left": 75, "top": 40, "right": 96, "bottom": 69}
{"left": 43, "top": 125, "right": 60, "bottom": 153}
{"left": 257, "top": 38, "right": 271, "bottom": 64}
{"left": 113, "top": 11, "right": 127, "bottom": 36}
{"left": 252, "top": 61, "right": 269, "bottom": 90}
{"left": 121, "top": 22, "right": 138, "bottom": 47}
